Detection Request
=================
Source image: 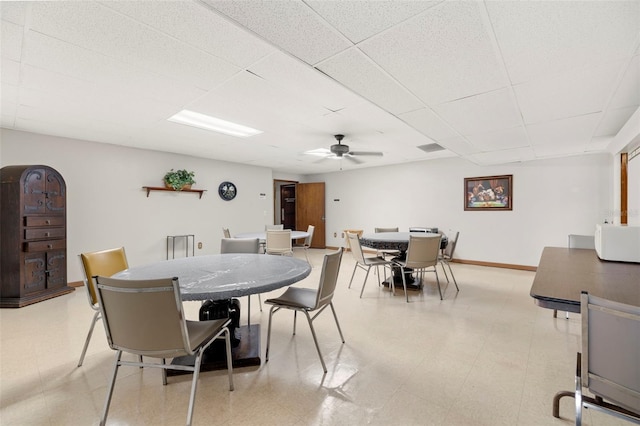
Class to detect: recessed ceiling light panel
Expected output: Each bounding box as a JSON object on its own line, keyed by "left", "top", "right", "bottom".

{"left": 168, "top": 109, "right": 262, "bottom": 137}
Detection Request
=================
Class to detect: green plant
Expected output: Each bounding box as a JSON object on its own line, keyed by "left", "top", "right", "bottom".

{"left": 163, "top": 169, "right": 195, "bottom": 190}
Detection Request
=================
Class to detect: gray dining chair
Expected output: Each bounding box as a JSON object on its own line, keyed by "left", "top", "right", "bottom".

{"left": 374, "top": 227, "right": 400, "bottom": 260}
{"left": 222, "top": 227, "right": 231, "bottom": 238}
{"left": 94, "top": 276, "right": 234, "bottom": 426}
{"left": 77, "top": 247, "right": 129, "bottom": 367}
{"left": 347, "top": 232, "right": 395, "bottom": 298}
{"left": 265, "top": 224, "right": 284, "bottom": 230}
{"left": 293, "top": 224, "right": 314, "bottom": 265}
{"left": 220, "top": 237, "right": 262, "bottom": 325}
{"left": 553, "top": 292, "right": 640, "bottom": 424}
{"left": 265, "top": 229, "right": 293, "bottom": 256}
{"left": 393, "top": 234, "right": 443, "bottom": 302}
{"left": 265, "top": 248, "right": 344, "bottom": 373}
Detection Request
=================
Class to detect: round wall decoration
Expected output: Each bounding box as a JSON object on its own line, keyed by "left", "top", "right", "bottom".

{"left": 218, "top": 181, "right": 237, "bottom": 201}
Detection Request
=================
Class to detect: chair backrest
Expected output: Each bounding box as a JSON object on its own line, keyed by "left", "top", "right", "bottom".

{"left": 95, "top": 276, "right": 193, "bottom": 358}
{"left": 444, "top": 229, "right": 460, "bottom": 258}
{"left": 80, "top": 247, "right": 129, "bottom": 306}
{"left": 220, "top": 237, "right": 260, "bottom": 254}
{"left": 375, "top": 227, "right": 398, "bottom": 233}
{"left": 222, "top": 228, "right": 231, "bottom": 238}
{"left": 581, "top": 292, "right": 640, "bottom": 413}
{"left": 405, "top": 234, "right": 441, "bottom": 269}
{"left": 346, "top": 232, "right": 366, "bottom": 264}
{"left": 314, "top": 248, "right": 343, "bottom": 309}
{"left": 265, "top": 224, "right": 284, "bottom": 231}
{"left": 568, "top": 234, "right": 595, "bottom": 249}
{"left": 304, "top": 225, "right": 315, "bottom": 246}
{"left": 265, "top": 229, "right": 292, "bottom": 254}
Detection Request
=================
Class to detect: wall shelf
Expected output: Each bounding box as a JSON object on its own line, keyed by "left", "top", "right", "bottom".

{"left": 143, "top": 186, "right": 206, "bottom": 199}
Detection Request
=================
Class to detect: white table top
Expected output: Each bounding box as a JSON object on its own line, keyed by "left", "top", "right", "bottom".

{"left": 235, "top": 230, "right": 309, "bottom": 241}
{"left": 112, "top": 254, "right": 311, "bottom": 301}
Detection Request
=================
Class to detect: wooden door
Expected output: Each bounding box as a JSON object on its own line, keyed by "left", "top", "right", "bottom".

{"left": 296, "top": 182, "right": 325, "bottom": 248}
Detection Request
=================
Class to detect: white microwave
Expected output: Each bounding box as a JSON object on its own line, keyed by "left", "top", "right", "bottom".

{"left": 594, "top": 224, "right": 640, "bottom": 263}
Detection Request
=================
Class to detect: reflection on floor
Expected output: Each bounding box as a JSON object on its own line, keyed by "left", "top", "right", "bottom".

{"left": 0, "top": 249, "right": 624, "bottom": 425}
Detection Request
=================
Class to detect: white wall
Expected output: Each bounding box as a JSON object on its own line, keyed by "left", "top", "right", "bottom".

{"left": 1, "top": 129, "right": 615, "bottom": 275}
{"left": 308, "top": 154, "right": 612, "bottom": 267}
{"left": 1, "top": 129, "right": 274, "bottom": 282}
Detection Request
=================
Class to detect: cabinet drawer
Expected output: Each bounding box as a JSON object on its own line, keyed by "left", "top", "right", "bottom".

{"left": 24, "top": 216, "right": 64, "bottom": 227}
{"left": 23, "top": 239, "right": 66, "bottom": 252}
{"left": 24, "top": 227, "right": 65, "bottom": 240}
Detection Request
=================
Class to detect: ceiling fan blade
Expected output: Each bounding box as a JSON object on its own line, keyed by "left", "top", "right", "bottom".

{"left": 349, "top": 151, "right": 383, "bottom": 157}
{"left": 344, "top": 155, "right": 362, "bottom": 164}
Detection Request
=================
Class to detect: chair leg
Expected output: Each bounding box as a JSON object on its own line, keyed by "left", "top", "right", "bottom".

{"left": 162, "top": 358, "right": 167, "bottom": 385}
{"left": 293, "top": 310, "right": 297, "bottom": 335}
{"left": 446, "top": 261, "right": 459, "bottom": 291}
{"left": 186, "top": 351, "right": 203, "bottom": 426}
{"left": 440, "top": 261, "right": 450, "bottom": 283}
{"left": 303, "top": 311, "right": 327, "bottom": 373}
{"left": 348, "top": 263, "right": 359, "bottom": 288}
{"left": 223, "top": 328, "right": 234, "bottom": 391}
{"left": 329, "top": 303, "right": 345, "bottom": 343}
{"left": 435, "top": 268, "right": 443, "bottom": 300}
{"left": 304, "top": 248, "right": 311, "bottom": 266}
{"left": 265, "top": 306, "right": 277, "bottom": 363}
{"left": 401, "top": 266, "right": 409, "bottom": 303}
{"left": 100, "top": 350, "right": 122, "bottom": 426}
{"left": 78, "top": 311, "right": 100, "bottom": 367}
{"left": 359, "top": 266, "right": 372, "bottom": 298}
{"left": 258, "top": 294, "right": 262, "bottom": 312}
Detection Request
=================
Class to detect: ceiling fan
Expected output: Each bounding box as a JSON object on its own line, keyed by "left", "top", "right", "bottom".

{"left": 328, "top": 134, "right": 383, "bottom": 163}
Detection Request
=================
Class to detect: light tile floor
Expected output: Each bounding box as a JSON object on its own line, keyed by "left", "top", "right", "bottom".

{"left": 0, "top": 249, "right": 629, "bottom": 425}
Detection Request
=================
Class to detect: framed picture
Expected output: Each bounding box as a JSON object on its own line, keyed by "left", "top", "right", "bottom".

{"left": 464, "top": 175, "right": 512, "bottom": 211}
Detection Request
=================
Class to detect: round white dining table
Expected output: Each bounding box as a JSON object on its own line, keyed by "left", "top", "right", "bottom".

{"left": 234, "top": 230, "right": 309, "bottom": 241}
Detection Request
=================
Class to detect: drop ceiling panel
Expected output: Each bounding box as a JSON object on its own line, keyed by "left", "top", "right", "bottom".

{"left": 1, "top": 58, "right": 20, "bottom": 86}
{"left": 398, "top": 108, "right": 458, "bottom": 141}
{"left": 316, "top": 47, "right": 424, "bottom": 115}
{"left": 103, "top": 1, "right": 274, "bottom": 69}
{"left": 203, "top": 0, "right": 351, "bottom": 65}
{"left": 467, "top": 146, "right": 536, "bottom": 165}
{"left": 438, "top": 135, "right": 480, "bottom": 157}
{"left": 247, "top": 51, "right": 364, "bottom": 112}
{"left": 527, "top": 114, "right": 601, "bottom": 148}
{"left": 432, "top": 88, "right": 521, "bottom": 136}
{"left": 29, "top": 2, "right": 240, "bottom": 90}
{"left": 305, "top": 0, "right": 440, "bottom": 44}
{"left": 359, "top": 1, "right": 508, "bottom": 105}
{"left": 465, "top": 126, "right": 530, "bottom": 152}
{"left": 514, "top": 62, "right": 625, "bottom": 125}
{"left": 487, "top": 0, "right": 640, "bottom": 84}
{"left": 0, "top": 2, "right": 26, "bottom": 25}
{"left": 22, "top": 32, "right": 207, "bottom": 106}
{"left": 1, "top": 19, "right": 23, "bottom": 62}
{"left": 608, "top": 54, "right": 640, "bottom": 110}
{"left": 594, "top": 106, "right": 638, "bottom": 138}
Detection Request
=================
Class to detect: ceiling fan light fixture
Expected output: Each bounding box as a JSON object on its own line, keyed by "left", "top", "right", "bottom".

{"left": 168, "top": 109, "right": 262, "bottom": 137}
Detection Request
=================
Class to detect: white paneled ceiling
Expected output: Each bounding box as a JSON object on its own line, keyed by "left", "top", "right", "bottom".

{"left": 1, "top": 0, "right": 639, "bottom": 173}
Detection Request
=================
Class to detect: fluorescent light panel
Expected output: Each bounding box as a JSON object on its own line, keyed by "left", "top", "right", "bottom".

{"left": 168, "top": 109, "right": 262, "bottom": 137}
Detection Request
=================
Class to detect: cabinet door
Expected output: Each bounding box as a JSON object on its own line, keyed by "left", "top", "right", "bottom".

{"left": 23, "top": 168, "right": 47, "bottom": 214}
{"left": 46, "top": 251, "right": 66, "bottom": 289}
{"left": 45, "top": 171, "right": 65, "bottom": 213}
{"left": 23, "top": 253, "right": 47, "bottom": 293}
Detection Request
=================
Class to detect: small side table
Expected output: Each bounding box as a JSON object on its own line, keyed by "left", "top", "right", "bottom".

{"left": 167, "top": 234, "right": 195, "bottom": 259}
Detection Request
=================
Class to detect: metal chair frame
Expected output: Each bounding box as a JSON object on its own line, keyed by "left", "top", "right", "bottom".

{"left": 95, "top": 276, "right": 234, "bottom": 426}
{"left": 265, "top": 249, "right": 344, "bottom": 373}
{"left": 393, "top": 234, "right": 443, "bottom": 302}
{"left": 346, "top": 232, "right": 394, "bottom": 298}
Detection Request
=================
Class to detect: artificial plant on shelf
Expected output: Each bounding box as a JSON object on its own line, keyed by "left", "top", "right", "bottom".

{"left": 163, "top": 169, "right": 196, "bottom": 190}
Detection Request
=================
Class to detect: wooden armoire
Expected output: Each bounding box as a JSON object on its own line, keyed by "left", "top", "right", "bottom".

{"left": 0, "top": 165, "right": 74, "bottom": 307}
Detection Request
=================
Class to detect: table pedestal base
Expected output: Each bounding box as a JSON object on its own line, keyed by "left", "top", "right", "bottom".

{"left": 382, "top": 266, "right": 422, "bottom": 290}
{"left": 167, "top": 324, "right": 261, "bottom": 376}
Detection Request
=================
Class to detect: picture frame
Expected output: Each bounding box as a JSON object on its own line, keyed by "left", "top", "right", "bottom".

{"left": 464, "top": 174, "right": 512, "bottom": 211}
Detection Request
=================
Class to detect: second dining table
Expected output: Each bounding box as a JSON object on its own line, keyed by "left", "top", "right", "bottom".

{"left": 112, "top": 253, "right": 312, "bottom": 371}
{"left": 359, "top": 231, "right": 448, "bottom": 289}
